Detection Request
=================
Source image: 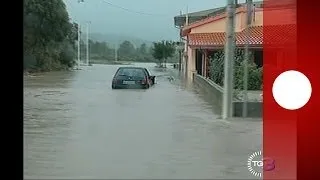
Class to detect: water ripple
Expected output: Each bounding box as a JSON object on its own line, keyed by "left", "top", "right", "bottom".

{"left": 24, "top": 63, "right": 261, "bottom": 179}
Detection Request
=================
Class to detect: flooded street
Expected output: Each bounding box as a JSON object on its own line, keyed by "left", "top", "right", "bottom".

{"left": 24, "top": 63, "right": 261, "bottom": 179}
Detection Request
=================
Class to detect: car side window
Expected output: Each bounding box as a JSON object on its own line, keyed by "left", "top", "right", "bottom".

{"left": 116, "top": 68, "right": 126, "bottom": 76}
{"left": 144, "top": 69, "right": 150, "bottom": 77}
{"left": 114, "top": 68, "right": 122, "bottom": 76}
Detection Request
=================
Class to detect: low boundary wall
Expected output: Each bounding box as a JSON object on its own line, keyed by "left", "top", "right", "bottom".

{"left": 193, "top": 74, "right": 262, "bottom": 118}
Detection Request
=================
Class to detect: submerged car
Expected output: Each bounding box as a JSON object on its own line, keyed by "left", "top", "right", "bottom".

{"left": 111, "top": 67, "right": 155, "bottom": 89}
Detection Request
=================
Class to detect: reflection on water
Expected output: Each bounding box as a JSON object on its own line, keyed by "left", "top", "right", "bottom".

{"left": 24, "top": 63, "right": 261, "bottom": 179}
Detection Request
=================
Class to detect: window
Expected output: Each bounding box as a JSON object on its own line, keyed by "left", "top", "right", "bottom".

{"left": 117, "top": 68, "right": 146, "bottom": 78}
{"left": 253, "top": 50, "right": 263, "bottom": 68}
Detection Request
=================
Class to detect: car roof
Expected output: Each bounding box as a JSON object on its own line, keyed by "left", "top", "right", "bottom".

{"left": 118, "top": 67, "right": 148, "bottom": 71}
{"left": 118, "top": 67, "right": 146, "bottom": 70}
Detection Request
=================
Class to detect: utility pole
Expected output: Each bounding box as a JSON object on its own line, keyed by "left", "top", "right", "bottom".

{"left": 242, "top": 0, "right": 253, "bottom": 117}
{"left": 186, "top": 6, "right": 189, "bottom": 27}
{"left": 86, "top": 22, "right": 90, "bottom": 66}
{"left": 185, "top": 6, "right": 189, "bottom": 77}
{"left": 115, "top": 43, "right": 118, "bottom": 62}
{"left": 222, "top": 0, "right": 236, "bottom": 119}
{"left": 178, "top": 11, "right": 183, "bottom": 71}
{"left": 77, "top": 0, "right": 84, "bottom": 69}
{"left": 77, "top": 23, "right": 81, "bottom": 69}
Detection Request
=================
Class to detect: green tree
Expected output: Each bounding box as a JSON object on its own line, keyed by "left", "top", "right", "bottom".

{"left": 118, "top": 41, "right": 136, "bottom": 58}
{"left": 209, "top": 48, "right": 262, "bottom": 90}
{"left": 152, "top": 40, "right": 176, "bottom": 67}
{"left": 24, "top": 0, "right": 77, "bottom": 71}
{"left": 88, "top": 40, "right": 113, "bottom": 60}
{"left": 152, "top": 42, "right": 164, "bottom": 65}
{"left": 85, "top": 39, "right": 156, "bottom": 63}
{"left": 138, "top": 43, "right": 147, "bottom": 55}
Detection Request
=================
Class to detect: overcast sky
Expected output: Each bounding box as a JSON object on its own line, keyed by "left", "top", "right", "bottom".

{"left": 64, "top": 0, "right": 251, "bottom": 41}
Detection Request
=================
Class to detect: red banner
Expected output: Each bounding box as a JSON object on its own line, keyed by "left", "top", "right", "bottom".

{"left": 263, "top": 0, "right": 320, "bottom": 179}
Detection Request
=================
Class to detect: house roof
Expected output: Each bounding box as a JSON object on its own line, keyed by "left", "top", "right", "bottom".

{"left": 174, "top": 7, "right": 226, "bottom": 28}
{"left": 174, "top": 1, "right": 263, "bottom": 27}
{"left": 188, "top": 24, "right": 296, "bottom": 48}
{"left": 181, "top": 6, "right": 263, "bottom": 36}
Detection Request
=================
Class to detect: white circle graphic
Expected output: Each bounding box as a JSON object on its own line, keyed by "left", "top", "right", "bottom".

{"left": 247, "top": 150, "right": 262, "bottom": 177}
{"left": 272, "top": 70, "right": 312, "bottom": 110}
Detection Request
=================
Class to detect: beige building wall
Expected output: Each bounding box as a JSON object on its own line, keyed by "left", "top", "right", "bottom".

{"left": 253, "top": 11, "right": 263, "bottom": 26}
{"left": 190, "top": 17, "right": 227, "bottom": 33}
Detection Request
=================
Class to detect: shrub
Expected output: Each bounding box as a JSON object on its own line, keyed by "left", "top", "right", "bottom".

{"left": 59, "top": 41, "right": 76, "bottom": 68}
{"left": 209, "top": 48, "right": 263, "bottom": 90}
{"left": 234, "top": 61, "right": 263, "bottom": 90}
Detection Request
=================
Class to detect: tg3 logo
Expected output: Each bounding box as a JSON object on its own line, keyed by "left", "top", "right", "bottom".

{"left": 247, "top": 151, "right": 276, "bottom": 177}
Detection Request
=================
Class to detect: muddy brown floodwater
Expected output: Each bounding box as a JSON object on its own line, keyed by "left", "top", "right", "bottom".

{"left": 24, "top": 63, "right": 262, "bottom": 179}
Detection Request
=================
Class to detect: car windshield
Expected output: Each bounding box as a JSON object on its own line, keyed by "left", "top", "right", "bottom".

{"left": 117, "top": 68, "right": 145, "bottom": 78}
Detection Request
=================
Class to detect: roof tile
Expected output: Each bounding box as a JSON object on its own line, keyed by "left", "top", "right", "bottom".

{"left": 188, "top": 24, "right": 296, "bottom": 47}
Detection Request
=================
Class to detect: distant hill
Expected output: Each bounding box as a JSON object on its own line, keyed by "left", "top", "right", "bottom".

{"left": 82, "top": 33, "right": 153, "bottom": 48}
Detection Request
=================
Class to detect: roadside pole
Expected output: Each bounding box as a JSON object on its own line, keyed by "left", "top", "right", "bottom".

{"left": 185, "top": 6, "right": 189, "bottom": 77}
{"left": 77, "top": 0, "right": 84, "bottom": 69}
{"left": 222, "top": 0, "right": 236, "bottom": 119}
{"left": 178, "top": 44, "right": 182, "bottom": 71}
{"left": 77, "top": 23, "right": 81, "bottom": 69}
{"left": 86, "top": 22, "right": 90, "bottom": 66}
{"left": 242, "top": 0, "right": 253, "bottom": 117}
{"left": 115, "top": 43, "right": 118, "bottom": 62}
{"left": 179, "top": 11, "right": 183, "bottom": 71}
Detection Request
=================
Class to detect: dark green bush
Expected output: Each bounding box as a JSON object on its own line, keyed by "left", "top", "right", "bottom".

{"left": 209, "top": 48, "right": 263, "bottom": 90}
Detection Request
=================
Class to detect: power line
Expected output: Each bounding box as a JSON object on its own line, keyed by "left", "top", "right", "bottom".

{"left": 102, "top": 0, "right": 168, "bottom": 17}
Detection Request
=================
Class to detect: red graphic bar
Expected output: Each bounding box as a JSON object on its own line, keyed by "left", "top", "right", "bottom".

{"left": 263, "top": 0, "right": 320, "bottom": 179}
{"left": 296, "top": 0, "right": 320, "bottom": 179}
{"left": 263, "top": 0, "right": 297, "bottom": 179}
